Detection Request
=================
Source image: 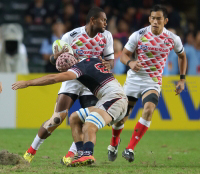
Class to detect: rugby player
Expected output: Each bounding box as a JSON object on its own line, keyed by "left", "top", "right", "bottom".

{"left": 12, "top": 55, "right": 128, "bottom": 166}
{"left": 22, "top": 7, "right": 114, "bottom": 164}
{"left": 107, "top": 4, "right": 187, "bottom": 162}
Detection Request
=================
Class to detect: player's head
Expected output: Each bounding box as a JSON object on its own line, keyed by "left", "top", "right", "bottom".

{"left": 149, "top": 5, "right": 168, "bottom": 35}
{"left": 86, "top": 7, "right": 107, "bottom": 33}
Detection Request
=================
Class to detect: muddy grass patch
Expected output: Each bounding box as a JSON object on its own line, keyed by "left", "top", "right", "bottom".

{"left": 0, "top": 150, "right": 29, "bottom": 165}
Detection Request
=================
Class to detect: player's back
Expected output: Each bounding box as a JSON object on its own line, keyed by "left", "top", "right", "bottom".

{"left": 69, "top": 58, "right": 125, "bottom": 99}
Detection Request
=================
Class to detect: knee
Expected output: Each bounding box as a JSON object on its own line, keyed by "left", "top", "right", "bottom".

{"left": 115, "top": 118, "right": 126, "bottom": 127}
{"left": 69, "top": 112, "right": 81, "bottom": 125}
{"left": 82, "top": 122, "right": 98, "bottom": 134}
{"left": 143, "top": 107, "right": 154, "bottom": 118}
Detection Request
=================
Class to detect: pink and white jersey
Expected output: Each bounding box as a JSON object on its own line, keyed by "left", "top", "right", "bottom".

{"left": 61, "top": 26, "right": 114, "bottom": 60}
{"left": 125, "top": 26, "right": 184, "bottom": 85}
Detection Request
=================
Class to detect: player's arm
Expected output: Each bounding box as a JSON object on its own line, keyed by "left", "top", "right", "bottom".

{"left": 175, "top": 51, "right": 187, "bottom": 95}
{"left": 50, "top": 45, "right": 68, "bottom": 65}
{"left": 12, "top": 71, "right": 76, "bottom": 90}
{"left": 120, "top": 48, "right": 143, "bottom": 72}
{"left": 99, "top": 56, "right": 114, "bottom": 72}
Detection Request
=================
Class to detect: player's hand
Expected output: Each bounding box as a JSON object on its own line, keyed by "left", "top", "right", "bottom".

{"left": 12, "top": 81, "right": 29, "bottom": 90}
{"left": 98, "top": 56, "right": 111, "bottom": 72}
{"left": 0, "top": 82, "right": 2, "bottom": 93}
{"left": 175, "top": 80, "right": 185, "bottom": 95}
{"left": 53, "top": 45, "right": 69, "bottom": 59}
{"left": 129, "top": 60, "right": 143, "bottom": 72}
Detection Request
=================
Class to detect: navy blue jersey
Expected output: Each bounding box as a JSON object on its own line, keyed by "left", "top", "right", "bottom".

{"left": 69, "top": 58, "right": 115, "bottom": 95}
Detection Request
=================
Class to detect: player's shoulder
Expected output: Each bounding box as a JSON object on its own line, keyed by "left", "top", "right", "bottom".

{"left": 62, "top": 27, "right": 82, "bottom": 40}
{"left": 102, "top": 30, "right": 112, "bottom": 37}
{"left": 136, "top": 26, "right": 149, "bottom": 36}
{"left": 129, "top": 26, "right": 149, "bottom": 39}
{"left": 163, "top": 28, "right": 180, "bottom": 40}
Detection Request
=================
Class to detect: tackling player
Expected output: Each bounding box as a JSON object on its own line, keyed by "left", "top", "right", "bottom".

{"left": 12, "top": 55, "right": 128, "bottom": 167}
{"left": 107, "top": 4, "right": 187, "bottom": 162}
{"left": 22, "top": 7, "right": 114, "bottom": 164}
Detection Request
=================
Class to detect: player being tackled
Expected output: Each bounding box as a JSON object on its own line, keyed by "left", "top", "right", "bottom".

{"left": 12, "top": 54, "right": 128, "bottom": 167}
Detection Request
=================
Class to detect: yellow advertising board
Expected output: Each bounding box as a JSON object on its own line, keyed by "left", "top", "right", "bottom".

{"left": 17, "top": 74, "right": 200, "bottom": 130}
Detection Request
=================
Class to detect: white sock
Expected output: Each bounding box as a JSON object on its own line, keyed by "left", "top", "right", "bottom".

{"left": 139, "top": 117, "right": 151, "bottom": 127}
{"left": 31, "top": 134, "right": 45, "bottom": 150}
{"left": 68, "top": 142, "right": 77, "bottom": 154}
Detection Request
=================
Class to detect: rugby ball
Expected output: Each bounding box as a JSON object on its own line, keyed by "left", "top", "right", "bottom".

{"left": 52, "top": 39, "right": 74, "bottom": 55}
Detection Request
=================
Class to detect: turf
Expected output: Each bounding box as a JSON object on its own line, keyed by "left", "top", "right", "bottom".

{"left": 0, "top": 129, "right": 200, "bottom": 174}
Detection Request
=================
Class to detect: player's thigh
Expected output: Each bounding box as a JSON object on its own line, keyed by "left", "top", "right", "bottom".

{"left": 56, "top": 93, "right": 78, "bottom": 112}
{"left": 79, "top": 95, "right": 98, "bottom": 108}
{"left": 114, "top": 97, "right": 137, "bottom": 126}
{"left": 96, "top": 93, "right": 128, "bottom": 125}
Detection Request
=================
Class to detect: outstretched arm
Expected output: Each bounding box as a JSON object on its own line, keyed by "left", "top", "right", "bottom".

{"left": 12, "top": 71, "right": 76, "bottom": 90}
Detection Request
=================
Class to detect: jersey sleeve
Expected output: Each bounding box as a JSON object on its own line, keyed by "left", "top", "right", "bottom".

{"left": 68, "top": 62, "right": 84, "bottom": 78}
{"left": 103, "top": 31, "right": 114, "bottom": 60}
{"left": 173, "top": 35, "right": 184, "bottom": 54}
{"left": 125, "top": 31, "right": 139, "bottom": 53}
{"left": 61, "top": 32, "right": 70, "bottom": 44}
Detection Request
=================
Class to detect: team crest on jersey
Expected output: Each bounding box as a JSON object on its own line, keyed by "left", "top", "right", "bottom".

{"left": 76, "top": 49, "right": 84, "bottom": 55}
{"left": 99, "top": 40, "right": 104, "bottom": 46}
{"left": 164, "top": 38, "right": 174, "bottom": 46}
{"left": 94, "top": 63, "right": 109, "bottom": 73}
{"left": 139, "top": 45, "right": 148, "bottom": 51}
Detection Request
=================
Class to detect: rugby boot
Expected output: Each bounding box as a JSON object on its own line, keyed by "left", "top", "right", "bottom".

{"left": 60, "top": 152, "right": 78, "bottom": 166}
{"left": 107, "top": 138, "right": 121, "bottom": 161}
{"left": 69, "top": 156, "right": 95, "bottom": 167}
{"left": 23, "top": 151, "right": 34, "bottom": 163}
{"left": 122, "top": 149, "right": 134, "bottom": 162}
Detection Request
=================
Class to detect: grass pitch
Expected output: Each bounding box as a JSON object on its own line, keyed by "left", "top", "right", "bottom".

{"left": 0, "top": 129, "right": 200, "bottom": 174}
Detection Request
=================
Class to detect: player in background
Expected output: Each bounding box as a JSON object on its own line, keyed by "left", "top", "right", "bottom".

{"left": 23, "top": 7, "right": 114, "bottom": 164}
{"left": 0, "top": 82, "right": 2, "bottom": 93}
{"left": 107, "top": 5, "right": 187, "bottom": 162}
{"left": 12, "top": 56, "right": 128, "bottom": 166}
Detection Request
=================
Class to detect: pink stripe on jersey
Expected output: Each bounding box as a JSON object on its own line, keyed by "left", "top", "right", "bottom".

{"left": 93, "top": 76, "right": 115, "bottom": 96}
{"left": 70, "top": 67, "right": 83, "bottom": 77}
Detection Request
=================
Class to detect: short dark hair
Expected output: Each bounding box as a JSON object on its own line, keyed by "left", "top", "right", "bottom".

{"left": 150, "top": 5, "right": 168, "bottom": 18}
{"left": 86, "top": 7, "right": 104, "bottom": 24}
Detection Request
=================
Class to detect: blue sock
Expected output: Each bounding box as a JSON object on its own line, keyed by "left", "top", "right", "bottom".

{"left": 83, "top": 141, "right": 94, "bottom": 156}
{"left": 75, "top": 141, "right": 83, "bottom": 157}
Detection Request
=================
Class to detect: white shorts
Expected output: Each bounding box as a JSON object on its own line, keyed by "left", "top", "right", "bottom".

{"left": 58, "top": 79, "right": 93, "bottom": 96}
{"left": 124, "top": 71, "right": 161, "bottom": 99}
{"left": 95, "top": 93, "right": 128, "bottom": 125}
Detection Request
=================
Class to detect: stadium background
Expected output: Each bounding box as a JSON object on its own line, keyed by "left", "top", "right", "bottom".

{"left": 0, "top": 0, "right": 199, "bottom": 130}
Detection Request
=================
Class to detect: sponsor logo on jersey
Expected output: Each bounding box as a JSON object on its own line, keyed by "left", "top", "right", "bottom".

{"left": 139, "top": 29, "right": 145, "bottom": 35}
{"left": 139, "top": 45, "right": 169, "bottom": 52}
{"left": 76, "top": 49, "right": 84, "bottom": 55}
{"left": 70, "top": 31, "right": 78, "bottom": 37}
{"left": 139, "top": 45, "right": 148, "bottom": 51}
{"left": 76, "top": 49, "right": 101, "bottom": 56}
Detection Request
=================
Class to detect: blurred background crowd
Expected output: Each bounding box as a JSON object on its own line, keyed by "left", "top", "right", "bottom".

{"left": 0, "top": 0, "right": 199, "bottom": 75}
